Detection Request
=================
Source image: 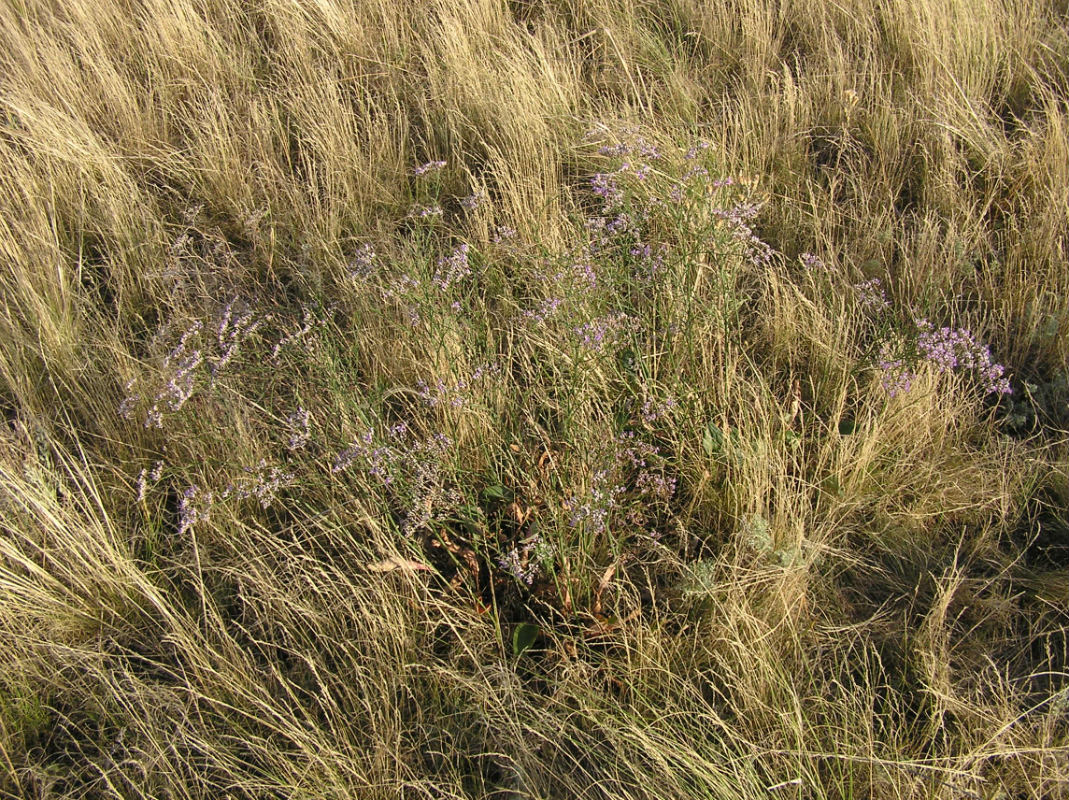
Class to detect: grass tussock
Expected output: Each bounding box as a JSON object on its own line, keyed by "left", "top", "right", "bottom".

{"left": 0, "top": 0, "right": 1066, "bottom": 797}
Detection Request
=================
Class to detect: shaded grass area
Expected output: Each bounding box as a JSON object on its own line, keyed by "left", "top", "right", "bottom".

{"left": 0, "top": 0, "right": 1066, "bottom": 797}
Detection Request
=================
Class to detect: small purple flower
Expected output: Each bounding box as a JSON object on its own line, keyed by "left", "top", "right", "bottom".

{"left": 348, "top": 244, "right": 376, "bottom": 281}
{"left": 271, "top": 307, "right": 320, "bottom": 361}
{"left": 684, "top": 140, "right": 711, "bottom": 160}
{"left": 574, "top": 312, "right": 635, "bottom": 353}
{"left": 459, "top": 189, "right": 486, "bottom": 210}
{"left": 497, "top": 535, "right": 546, "bottom": 586}
{"left": 602, "top": 214, "right": 628, "bottom": 237}
{"left": 914, "top": 320, "right": 1012, "bottom": 396}
{"left": 636, "top": 470, "right": 677, "bottom": 502}
{"left": 590, "top": 170, "right": 624, "bottom": 209}
{"left": 636, "top": 139, "right": 662, "bottom": 160}
{"left": 598, "top": 141, "right": 632, "bottom": 157}
{"left": 566, "top": 469, "right": 624, "bottom": 536}
{"left": 413, "top": 160, "right": 446, "bottom": 176}
{"left": 408, "top": 204, "right": 443, "bottom": 219}
{"left": 572, "top": 258, "right": 597, "bottom": 290}
{"left": 877, "top": 342, "right": 916, "bottom": 397}
{"left": 415, "top": 363, "right": 498, "bottom": 408}
{"left": 143, "top": 321, "right": 205, "bottom": 427}
{"left": 118, "top": 378, "right": 139, "bottom": 420}
{"left": 854, "top": 278, "right": 890, "bottom": 312}
{"left": 639, "top": 397, "right": 677, "bottom": 424}
{"left": 523, "top": 296, "right": 564, "bottom": 325}
{"left": 492, "top": 226, "right": 517, "bottom": 243}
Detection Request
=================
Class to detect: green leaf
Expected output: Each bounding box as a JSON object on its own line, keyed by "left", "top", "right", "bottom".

{"left": 482, "top": 483, "right": 508, "bottom": 501}
{"left": 703, "top": 422, "right": 723, "bottom": 457}
{"left": 512, "top": 622, "right": 540, "bottom": 657}
{"left": 837, "top": 418, "right": 856, "bottom": 435}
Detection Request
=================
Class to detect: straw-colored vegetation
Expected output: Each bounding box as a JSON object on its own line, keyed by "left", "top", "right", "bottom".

{"left": 0, "top": 0, "right": 1066, "bottom": 797}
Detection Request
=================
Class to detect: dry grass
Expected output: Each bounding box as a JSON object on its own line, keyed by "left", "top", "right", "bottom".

{"left": 0, "top": 0, "right": 1066, "bottom": 797}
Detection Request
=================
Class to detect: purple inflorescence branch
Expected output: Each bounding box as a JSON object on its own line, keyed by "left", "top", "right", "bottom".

{"left": 213, "top": 298, "right": 263, "bottom": 378}
{"left": 433, "top": 243, "right": 472, "bottom": 291}
{"left": 178, "top": 484, "right": 212, "bottom": 535}
{"left": 286, "top": 407, "right": 311, "bottom": 451}
{"left": 222, "top": 460, "right": 294, "bottom": 509}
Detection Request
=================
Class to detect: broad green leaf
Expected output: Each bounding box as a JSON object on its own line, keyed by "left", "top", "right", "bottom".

{"left": 512, "top": 622, "right": 539, "bottom": 656}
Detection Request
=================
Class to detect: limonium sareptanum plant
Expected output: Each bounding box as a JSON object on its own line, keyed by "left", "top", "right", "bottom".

{"left": 118, "top": 124, "right": 1016, "bottom": 600}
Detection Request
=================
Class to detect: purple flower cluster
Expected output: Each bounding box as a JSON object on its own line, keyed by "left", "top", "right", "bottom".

{"left": 222, "top": 460, "right": 294, "bottom": 509}
{"left": 574, "top": 312, "right": 635, "bottom": 353}
{"left": 396, "top": 430, "right": 457, "bottom": 535}
{"left": 118, "top": 379, "right": 139, "bottom": 420}
{"left": 565, "top": 468, "right": 625, "bottom": 536}
{"left": 615, "top": 431, "right": 676, "bottom": 503}
{"left": 915, "top": 320, "right": 1012, "bottom": 395}
{"left": 684, "top": 140, "right": 711, "bottom": 160}
{"left": 521, "top": 251, "right": 601, "bottom": 327}
{"left": 597, "top": 138, "right": 662, "bottom": 160}
{"left": 570, "top": 256, "right": 598, "bottom": 290}
{"left": 380, "top": 273, "right": 423, "bottom": 327}
{"left": 332, "top": 427, "right": 397, "bottom": 482}
{"left": 286, "top": 407, "right": 311, "bottom": 451}
{"left": 408, "top": 204, "right": 443, "bottom": 219}
{"left": 330, "top": 425, "right": 457, "bottom": 533}
{"left": 629, "top": 242, "right": 667, "bottom": 282}
{"left": 348, "top": 244, "right": 376, "bottom": 281}
{"left": 432, "top": 243, "right": 472, "bottom": 291}
{"left": 492, "top": 225, "right": 517, "bottom": 243}
{"left": 877, "top": 319, "right": 1012, "bottom": 397}
{"left": 271, "top": 306, "right": 324, "bottom": 361}
{"left": 667, "top": 166, "right": 715, "bottom": 204}
{"left": 135, "top": 460, "right": 164, "bottom": 503}
{"left": 854, "top": 278, "right": 890, "bottom": 312}
{"left": 590, "top": 169, "right": 625, "bottom": 210}
{"left": 636, "top": 470, "right": 677, "bottom": 503}
{"left": 497, "top": 534, "right": 553, "bottom": 586}
{"left": 587, "top": 124, "right": 662, "bottom": 159}
{"left": 459, "top": 189, "right": 486, "bottom": 210}
{"left": 413, "top": 160, "right": 446, "bottom": 176}
{"left": 711, "top": 200, "right": 773, "bottom": 265}
{"left": 639, "top": 396, "right": 677, "bottom": 425}
{"left": 119, "top": 299, "right": 270, "bottom": 428}
{"left": 522, "top": 295, "right": 564, "bottom": 325}
{"left": 145, "top": 321, "right": 204, "bottom": 428}
{"left": 212, "top": 298, "right": 263, "bottom": 377}
{"left": 177, "top": 484, "right": 212, "bottom": 535}
{"left": 563, "top": 427, "right": 679, "bottom": 536}
{"left": 877, "top": 343, "right": 914, "bottom": 397}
